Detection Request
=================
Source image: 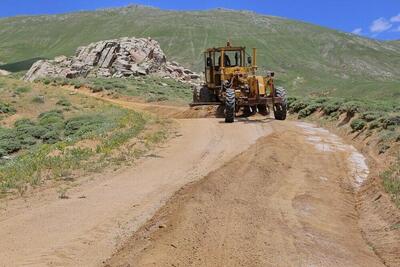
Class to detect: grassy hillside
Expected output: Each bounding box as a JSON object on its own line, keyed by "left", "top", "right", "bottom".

{"left": 0, "top": 5, "right": 400, "bottom": 99}
{"left": 0, "top": 76, "right": 169, "bottom": 195}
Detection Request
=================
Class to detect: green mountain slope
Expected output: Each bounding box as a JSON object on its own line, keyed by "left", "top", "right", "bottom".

{"left": 1, "top": 5, "right": 399, "bottom": 99}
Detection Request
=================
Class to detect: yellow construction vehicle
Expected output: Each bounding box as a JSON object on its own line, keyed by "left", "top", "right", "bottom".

{"left": 192, "top": 42, "right": 287, "bottom": 123}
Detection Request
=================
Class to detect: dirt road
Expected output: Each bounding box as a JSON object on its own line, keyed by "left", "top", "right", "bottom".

{"left": 0, "top": 94, "right": 386, "bottom": 266}
{"left": 0, "top": 117, "right": 271, "bottom": 266}
{"left": 107, "top": 121, "right": 383, "bottom": 267}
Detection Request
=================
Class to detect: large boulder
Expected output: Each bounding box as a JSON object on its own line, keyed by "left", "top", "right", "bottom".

{"left": 0, "top": 69, "right": 10, "bottom": 76}
{"left": 23, "top": 37, "right": 201, "bottom": 85}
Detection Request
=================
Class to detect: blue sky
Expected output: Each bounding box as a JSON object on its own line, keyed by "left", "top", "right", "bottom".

{"left": 1, "top": 0, "right": 399, "bottom": 40}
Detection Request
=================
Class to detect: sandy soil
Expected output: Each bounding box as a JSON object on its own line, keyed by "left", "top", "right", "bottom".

{"left": 106, "top": 121, "right": 384, "bottom": 267}
{"left": 0, "top": 92, "right": 396, "bottom": 266}
{"left": 0, "top": 117, "right": 272, "bottom": 266}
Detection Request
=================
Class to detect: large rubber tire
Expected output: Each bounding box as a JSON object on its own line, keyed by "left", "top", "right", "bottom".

{"left": 225, "top": 88, "right": 235, "bottom": 123}
{"left": 193, "top": 85, "right": 213, "bottom": 103}
{"left": 243, "top": 106, "right": 256, "bottom": 117}
{"left": 192, "top": 85, "right": 200, "bottom": 102}
{"left": 273, "top": 87, "right": 287, "bottom": 120}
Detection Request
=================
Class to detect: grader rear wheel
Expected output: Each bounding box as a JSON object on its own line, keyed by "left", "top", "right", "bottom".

{"left": 225, "top": 88, "right": 235, "bottom": 123}
{"left": 273, "top": 87, "right": 287, "bottom": 120}
{"left": 193, "top": 85, "right": 214, "bottom": 103}
{"left": 243, "top": 106, "right": 257, "bottom": 117}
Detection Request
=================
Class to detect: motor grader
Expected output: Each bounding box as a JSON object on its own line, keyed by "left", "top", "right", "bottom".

{"left": 192, "top": 42, "right": 287, "bottom": 123}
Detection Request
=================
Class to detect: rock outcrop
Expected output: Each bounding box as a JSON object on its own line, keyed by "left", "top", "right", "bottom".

{"left": 0, "top": 69, "right": 10, "bottom": 76}
{"left": 23, "top": 37, "right": 201, "bottom": 85}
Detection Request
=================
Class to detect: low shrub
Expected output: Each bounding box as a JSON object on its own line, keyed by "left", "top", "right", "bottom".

{"left": 381, "top": 159, "right": 400, "bottom": 207}
{"left": 0, "top": 107, "right": 149, "bottom": 193}
{"left": 56, "top": 98, "right": 71, "bottom": 107}
{"left": 71, "top": 80, "right": 83, "bottom": 89}
{"left": 381, "top": 115, "right": 400, "bottom": 129}
{"left": 30, "top": 125, "right": 48, "bottom": 139}
{"left": 42, "top": 78, "right": 51, "bottom": 85}
{"left": 322, "top": 99, "right": 344, "bottom": 115}
{"left": 32, "top": 95, "right": 45, "bottom": 104}
{"left": 14, "top": 86, "right": 31, "bottom": 95}
{"left": 339, "top": 101, "right": 362, "bottom": 115}
{"left": 313, "top": 97, "right": 328, "bottom": 104}
{"left": 288, "top": 99, "right": 309, "bottom": 113}
{"left": 360, "top": 111, "right": 383, "bottom": 122}
{"left": 368, "top": 120, "right": 381, "bottom": 130}
{"left": 65, "top": 114, "right": 107, "bottom": 139}
{"left": 42, "top": 130, "right": 61, "bottom": 144}
{"left": 350, "top": 118, "right": 366, "bottom": 131}
{"left": 379, "top": 130, "right": 400, "bottom": 143}
{"left": 298, "top": 103, "right": 321, "bottom": 118}
{"left": 38, "top": 110, "right": 64, "bottom": 131}
{"left": 91, "top": 86, "right": 103, "bottom": 93}
{"left": 0, "top": 102, "right": 16, "bottom": 114}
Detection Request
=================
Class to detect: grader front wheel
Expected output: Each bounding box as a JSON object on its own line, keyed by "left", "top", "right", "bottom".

{"left": 225, "top": 88, "right": 235, "bottom": 123}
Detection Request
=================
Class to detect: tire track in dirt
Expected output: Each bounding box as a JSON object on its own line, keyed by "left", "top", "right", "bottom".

{"left": 0, "top": 90, "right": 392, "bottom": 266}
{"left": 0, "top": 110, "right": 273, "bottom": 266}
{"left": 106, "top": 122, "right": 384, "bottom": 267}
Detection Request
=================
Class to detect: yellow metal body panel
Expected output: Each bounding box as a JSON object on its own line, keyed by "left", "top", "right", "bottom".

{"left": 202, "top": 42, "right": 278, "bottom": 107}
{"left": 256, "top": 76, "right": 266, "bottom": 95}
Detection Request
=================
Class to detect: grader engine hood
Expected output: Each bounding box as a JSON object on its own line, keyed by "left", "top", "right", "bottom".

{"left": 247, "top": 76, "right": 269, "bottom": 96}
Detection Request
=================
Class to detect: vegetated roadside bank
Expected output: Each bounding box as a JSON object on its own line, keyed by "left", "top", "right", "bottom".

{"left": 37, "top": 75, "right": 193, "bottom": 105}
{"left": 287, "top": 96, "right": 400, "bottom": 264}
{"left": 0, "top": 76, "right": 171, "bottom": 199}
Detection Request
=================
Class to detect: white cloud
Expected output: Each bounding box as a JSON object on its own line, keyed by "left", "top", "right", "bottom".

{"left": 390, "top": 13, "right": 400, "bottom": 23}
{"left": 352, "top": 28, "right": 362, "bottom": 35}
{"left": 370, "top": 17, "right": 392, "bottom": 33}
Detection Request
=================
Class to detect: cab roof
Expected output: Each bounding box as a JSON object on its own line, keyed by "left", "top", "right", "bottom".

{"left": 204, "top": 46, "right": 246, "bottom": 53}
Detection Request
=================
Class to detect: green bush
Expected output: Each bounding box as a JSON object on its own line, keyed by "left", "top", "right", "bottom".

{"left": 15, "top": 120, "right": 36, "bottom": 135}
{"left": 378, "top": 130, "right": 400, "bottom": 143}
{"left": 368, "top": 121, "right": 381, "bottom": 130}
{"left": 50, "top": 78, "right": 69, "bottom": 86}
{"left": 91, "top": 86, "right": 103, "bottom": 93}
{"left": 19, "top": 135, "right": 37, "bottom": 147}
{"left": 32, "top": 95, "right": 45, "bottom": 104}
{"left": 360, "top": 111, "right": 383, "bottom": 122}
{"left": 298, "top": 103, "right": 321, "bottom": 118}
{"left": 42, "top": 78, "right": 51, "bottom": 85}
{"left": 42, "top": 131, "right": 61, "bottom": 144}
{"left": 288, "top": 99, "right": 309, "bottom": 113}
{"left": 381, "top": 160, "right": 400, "bottom": 207}
{"left": 0, "top": 102, "right": 16, "bottom": 114}
{"left": 30, "top": 126, "right": 48, "bottom": 139}
{"left": 56, "top": 98, "right": 71, "bottom": 107}
{"left": 339, "top": 101, "right": 362, "bottom": 114}
{"left": 381, "top": 116, "right": 400, "bottom": 129}
{"left": 71, "top": 80, "right": 83, "bottom": 89}
{"left": 14, "top": 86, "right": 31, "bottom": 95}
{"left": 0, "top": 127, "right": 23, "bottom": 154}
{"left": 350, "top": 118, "right": 366, "bottom": 131}
{"left": 313, "top": 97, "right": 328, "bottom": 104}
{"left": 0, "top": 139, "right": 22, "bottom": 154}
{"left": 38, "top": 112, "right": 63, "bottom": 131}
{"left": 0, "top": 148, "right": 7, "bottom": 158}
{"left": 322, "top": 99, "right": 344, "bottom": 115}
{"left": 65, "top": 114, "right": 104, "bottom": 138}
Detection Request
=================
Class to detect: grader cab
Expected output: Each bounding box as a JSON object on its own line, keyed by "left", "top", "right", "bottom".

{"left": 192, "top": 42, "right": 287, "bottom": 123}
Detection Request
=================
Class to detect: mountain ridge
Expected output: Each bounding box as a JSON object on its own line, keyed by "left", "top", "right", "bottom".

{"left": 0, "top": 5, "right": 399, "bottom": 99}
